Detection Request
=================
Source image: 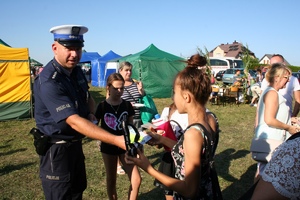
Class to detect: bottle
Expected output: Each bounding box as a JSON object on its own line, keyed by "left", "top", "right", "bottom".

{"left": 151, "top": 114, "right": 165, "bottom": 127}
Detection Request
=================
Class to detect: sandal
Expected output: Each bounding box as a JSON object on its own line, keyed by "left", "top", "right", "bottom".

{"left": 117, "top": 166, "right": 125, "bottom": 175}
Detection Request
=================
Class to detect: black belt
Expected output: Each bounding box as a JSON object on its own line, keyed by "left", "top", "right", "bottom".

{"left": 49, "top": 138, "right": 82, "bottom": 144}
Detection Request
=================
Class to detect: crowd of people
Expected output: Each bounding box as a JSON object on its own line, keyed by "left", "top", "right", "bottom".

{"left": 32, "top": 24, "right": 300, "bottom": 200}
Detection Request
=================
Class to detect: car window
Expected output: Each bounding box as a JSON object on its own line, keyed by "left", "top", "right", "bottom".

{"left": 225, "top": 69, "right": 233, "bottom": 74}
{"left": 227, "top": 69, "right": 243, "bottom": 74}
{"left": 210, "top": 59, "right": 228, "bottom": 66}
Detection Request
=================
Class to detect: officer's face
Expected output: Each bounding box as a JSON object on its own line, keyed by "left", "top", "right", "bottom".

{"left": 52, "top": 42, "right": 82, "bottom": 70}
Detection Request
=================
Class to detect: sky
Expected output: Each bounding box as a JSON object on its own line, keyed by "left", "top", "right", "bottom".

{"left": 1, "top": 0, "right": 300, "bottom": 66}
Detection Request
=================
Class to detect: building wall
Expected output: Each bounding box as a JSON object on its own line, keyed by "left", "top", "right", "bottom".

{"left": 259, "top": 56, "right": 270, "bottom": 64}
{"left": 213, "top": 47, "right": 225, "bottom": 57}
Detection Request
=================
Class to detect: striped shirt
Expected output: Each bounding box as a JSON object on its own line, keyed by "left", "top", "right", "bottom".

{"left": 121, "top": 82, "right": 142, "bottom": 119}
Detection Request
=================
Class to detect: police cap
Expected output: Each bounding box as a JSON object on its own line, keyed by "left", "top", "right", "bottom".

{"left": 50, "top": 25, "right": 88, "bottom": 47}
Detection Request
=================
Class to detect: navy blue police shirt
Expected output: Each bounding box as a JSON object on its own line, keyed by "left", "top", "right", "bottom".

{"left": 34, "top": 59, "right": 90, "bottom": 140}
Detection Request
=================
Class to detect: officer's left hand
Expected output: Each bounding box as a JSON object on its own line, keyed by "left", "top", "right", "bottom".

{"left": 88, "top": 113, "right": 97, "bottom": 124}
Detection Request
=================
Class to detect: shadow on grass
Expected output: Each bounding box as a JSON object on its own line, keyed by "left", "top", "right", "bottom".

{"left": 0, "top": 139, "right": 14, "bottom": 150}
{"left": 0, "top": 148, "right": 27, "bottom": 157}
{"left": 215, "top": 148, "right": 256, "bottom": 199}
{"left": 215, "top": 148, "right": 250, "bottom": 182}
{"left": 222, "top": 164, "right": 257, "bottom": 200}
{"left": 0, "top": 144, "right": 11, "bottom": 150}
{"left": 0, "top": 162, "right": 36, "bottom": 176}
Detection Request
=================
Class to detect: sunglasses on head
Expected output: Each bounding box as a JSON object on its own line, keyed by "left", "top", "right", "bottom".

{"left": 111, "top": 85, "right": 124, "bottom": 91}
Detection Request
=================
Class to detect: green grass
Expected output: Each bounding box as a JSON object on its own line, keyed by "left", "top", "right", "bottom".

{"left": 0, "top": 85, "right": 257, "bottom": 200}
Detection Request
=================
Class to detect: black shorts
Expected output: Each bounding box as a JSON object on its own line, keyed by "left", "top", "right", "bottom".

{"left": 100, "top": 142, "right": 126, "bottom": 155}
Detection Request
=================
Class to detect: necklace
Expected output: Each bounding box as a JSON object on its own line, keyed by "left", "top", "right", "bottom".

{"left": 110, "top": 103, "right": 121, "bottom": 114}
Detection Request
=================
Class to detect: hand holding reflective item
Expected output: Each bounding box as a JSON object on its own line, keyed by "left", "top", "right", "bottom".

{"left": 122, "top": 121, "right": 150, "bottom": 157}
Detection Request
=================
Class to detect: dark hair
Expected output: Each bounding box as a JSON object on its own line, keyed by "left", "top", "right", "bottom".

{"left": 271, "top": 54, "right": 284, "bottom": 61}
{"left": 174, "top": 53, "right": 211, "bottom": 105}
{"left": 186, "top": 54, "right": 207, "bottom": 68}
{"left": 106, "top": 73, "right": 124, "bottom": 87}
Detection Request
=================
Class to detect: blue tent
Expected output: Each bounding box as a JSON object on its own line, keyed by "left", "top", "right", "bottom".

{"left": 96, "top": 50, "right": 122, "bottom": 87}
{"left": 79, "top": 52, "right": 101, "bottom": 85}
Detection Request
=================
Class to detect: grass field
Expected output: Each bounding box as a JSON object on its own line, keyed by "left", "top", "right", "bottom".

{"left": 0, "top": 85, "right": 258, "bottom": 200}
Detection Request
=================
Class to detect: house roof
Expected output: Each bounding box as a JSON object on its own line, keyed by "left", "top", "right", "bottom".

{"left": 259, "top": 54, "right": 290, "bottom": 66}
{"left": 209, "top": 40, "right": 255, "bottom": 58}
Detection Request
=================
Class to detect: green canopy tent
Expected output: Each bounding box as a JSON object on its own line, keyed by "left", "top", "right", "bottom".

{"left": 119, "top": 44, "right": 186, "bottom": 98}
{"left": 0, "top": 39, "right": 11, "bottom": 47}
{"left": 30, "top": 58, "right": 43, "bottom": 67}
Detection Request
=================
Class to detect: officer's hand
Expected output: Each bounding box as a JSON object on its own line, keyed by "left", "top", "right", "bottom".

{"left": 88, "top": 113, "right": 97, "bottom": 124}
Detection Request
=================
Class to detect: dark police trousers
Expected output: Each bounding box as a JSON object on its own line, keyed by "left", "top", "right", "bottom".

{"left": 40, "top": 140, "right": 87, "bottom": 200}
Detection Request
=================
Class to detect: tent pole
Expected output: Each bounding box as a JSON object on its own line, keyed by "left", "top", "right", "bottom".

{"left": 138, "top": 60, "right": 142, "bottom": 81}
{"left": 29, "top": 57, "right": 34, "bottom": 119}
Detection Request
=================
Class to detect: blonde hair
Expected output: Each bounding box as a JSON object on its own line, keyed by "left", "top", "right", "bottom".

{"left": 265, "top": 63, "right": 291, "bottom": 84}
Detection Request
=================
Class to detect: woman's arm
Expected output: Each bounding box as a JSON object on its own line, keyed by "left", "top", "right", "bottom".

{"left": 252, "top": 179, "right": 289, "bottom": 200}
{"left": 136, "top": 81, "right": 145, "bottom": 96}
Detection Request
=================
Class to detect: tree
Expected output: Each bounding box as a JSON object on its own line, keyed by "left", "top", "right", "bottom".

{"left": 197, "top": 46, "right": 212, "bottom": 76}
{"left": 241, "top": 44, "right": 260, "bottom": 70}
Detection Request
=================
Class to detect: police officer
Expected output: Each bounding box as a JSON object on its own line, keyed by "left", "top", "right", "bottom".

{"left": 33, "top": 25, "right": 126, "bottom": 200}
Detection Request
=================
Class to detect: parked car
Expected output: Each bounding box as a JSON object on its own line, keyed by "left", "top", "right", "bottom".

{"left": 292, "top": 72, "right": 300, "bottom": 83}
{"left": 215, "top": 70, "right": 225, "bottom": 81}
{"left": 222, "top": 68, "right": 245, "bottom": 85}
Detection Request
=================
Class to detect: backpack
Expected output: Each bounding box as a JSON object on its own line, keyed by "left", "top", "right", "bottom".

{"left": 206, "top": 111, "right": 220, "bottom": 157}
{"left": 185, "top": 123, "right": 223, "bottom": 200}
